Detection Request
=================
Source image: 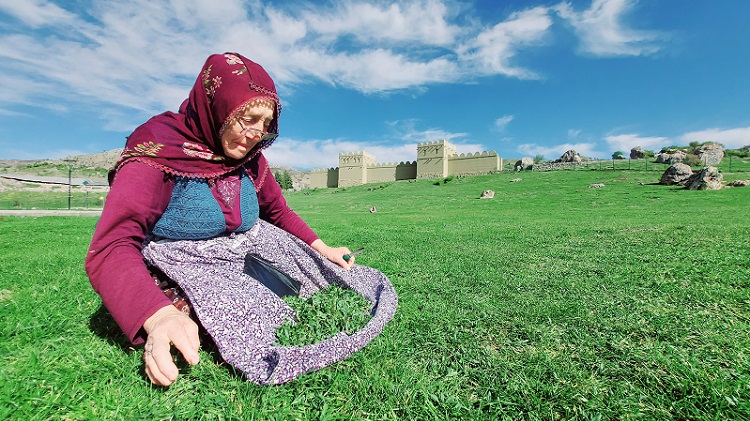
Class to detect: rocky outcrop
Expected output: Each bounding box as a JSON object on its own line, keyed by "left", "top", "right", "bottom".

{"left": 693, "top": 143, "right": 724, "bottom": 165}
{"left": 685, "top": 166, "right": 723, "bottom": 190}
{"left": 630, "top": 146, "right": 646, "bottom": 159}
{"left": 514, "top": 157, "right": 534, "bottom": 171}
{"left": 556, "top": 150, "right": 581, "bottom": 164}
{"left": 660, "top": 163, "right": 693, "bottom": 186}
{"left": 728, "top": 179, "right": 750, "bottom": 187}
{"left": 655, "top": 150, "right": 686, "bottom": 164}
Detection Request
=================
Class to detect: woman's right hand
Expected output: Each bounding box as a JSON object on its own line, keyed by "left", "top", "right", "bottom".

{"left": 142, "top": 305, "right": 201, "bottom": 386}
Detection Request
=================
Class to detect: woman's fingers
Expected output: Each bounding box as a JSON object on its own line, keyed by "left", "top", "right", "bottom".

{"left": 171, "top": 322, "right": 201, "bottom": 366}
{"left": 142, "top": 306, "right": 201, "bottom": 386}
{"left": 143, "top": 337, "right": 178, "bottom": 386}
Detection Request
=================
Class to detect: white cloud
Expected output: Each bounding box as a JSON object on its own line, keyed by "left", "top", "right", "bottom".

{"left": 457, "top": 6, "right": 552, "bottom": 78}
{"left": 263, "top": 121, "right": 489, "bottom": 169}
{"left": 0, "top": 147, "right": 88, "bottom": 160}
{"left": 264, "top": 138, "right": 355, "bottom": 169}
{"left": 0, "top": 0, "right": 676, "bottom": 156}
{"left": 299, "top": 0, "right": 459, "bottom": 46}
{"left": 264, "top": 138, "right": 417, "bottom": 169}
{"left": 0, "top": 0, "right": 76, "bottom": 27}
{"left": 567, "top": 129, "right": 582, "bottom": 138}
{"left": 309, "top": 49, "right": 459, "bottom": 93}
{"left": 494, "top": 115, "right": 514, "bottom": 131}
{"left": 517, "top": 142, "right": 603, "bottom": 159}
{"left": 0, "top": 0, "right": 561, "bottom": 126}
{"left": 605, "top": 133, "right": 669, "bottom": 153}
{"left": 555, "top": 0, "right": 664, "bottom": 56}
{"left": 680, "top": 127, "right": 750, "bottom": 149}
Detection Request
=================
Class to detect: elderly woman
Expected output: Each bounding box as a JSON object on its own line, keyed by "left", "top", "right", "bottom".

{"left": 85, "top": 53, "right": 396, "bottom": 386}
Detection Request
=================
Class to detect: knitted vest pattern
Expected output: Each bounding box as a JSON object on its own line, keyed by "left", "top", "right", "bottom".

{"left": 153, "top": 169, "right": 259, "bottom": 240}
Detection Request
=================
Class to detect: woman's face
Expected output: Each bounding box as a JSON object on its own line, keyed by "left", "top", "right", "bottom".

{"left": 220, "top": 103, "right": 275, "bottom": 160}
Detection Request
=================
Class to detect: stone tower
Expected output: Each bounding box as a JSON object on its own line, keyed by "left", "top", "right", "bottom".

{"left": 338, "top": 151, "right": 376, "bottom": 187}
{"left": 417, "top": 139, "right": 456, "bottom": 179}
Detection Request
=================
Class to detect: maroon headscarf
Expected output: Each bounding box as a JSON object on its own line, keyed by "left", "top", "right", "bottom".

{"left": 113, "top": 52, "right": 281, "bottom": 180}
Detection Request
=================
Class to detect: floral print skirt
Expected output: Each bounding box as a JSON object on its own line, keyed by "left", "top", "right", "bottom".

{"left": 141, "top": 219, "right": 398, "bottom": 385}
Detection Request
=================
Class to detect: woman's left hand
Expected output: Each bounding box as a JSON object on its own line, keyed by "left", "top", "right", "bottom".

{"left": 310, "top": 239, "right": 354, "bottom": 270}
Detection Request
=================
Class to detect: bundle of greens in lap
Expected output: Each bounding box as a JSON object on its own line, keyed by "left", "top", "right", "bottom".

{"left": 244, "top": 252, "right": 373, "bottom": 346}
{"left": 275, "top": 285, "right": 373, "bottom": 346}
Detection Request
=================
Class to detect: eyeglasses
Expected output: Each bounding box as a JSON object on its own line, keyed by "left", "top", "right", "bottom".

{"left": 237, "top": 117, "right": 278, "bottom": 142}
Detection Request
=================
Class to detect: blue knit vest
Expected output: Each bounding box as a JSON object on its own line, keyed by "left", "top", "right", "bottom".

{"left": 152, "top": 169, "right": 258, "bottom": 240}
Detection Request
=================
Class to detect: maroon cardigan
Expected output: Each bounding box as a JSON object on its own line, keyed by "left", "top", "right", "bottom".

{"left": 85, "top": 153, "right": 318, "bottom": 344}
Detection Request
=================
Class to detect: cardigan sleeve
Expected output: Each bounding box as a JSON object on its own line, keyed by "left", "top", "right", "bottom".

{"left": 251, "top": 153, "right": 319, "bottom": 245}
{"left": 85, "top": 161, "right": 174, "bottom": 345}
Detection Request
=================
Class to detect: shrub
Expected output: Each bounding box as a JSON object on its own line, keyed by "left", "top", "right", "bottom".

{"left": 727, "top": 148, "right": 750, "bottom": 158}
{"left": 684, "top": 153, "right": 703, "bottom": 167}
{"left": 660, "top": 146, "right": 683, "bottom": 154}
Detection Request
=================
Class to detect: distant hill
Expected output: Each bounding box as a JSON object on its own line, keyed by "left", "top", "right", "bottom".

{"left": 0, "top": 149, "right": 311, "bottom": 190}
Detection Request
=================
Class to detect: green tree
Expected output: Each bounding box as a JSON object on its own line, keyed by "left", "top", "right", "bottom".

{"left": 275, "top": 170, "right": 293, "bottom": 190}
{"left": 612, "top": 151, "right": 625, "bottom": 159}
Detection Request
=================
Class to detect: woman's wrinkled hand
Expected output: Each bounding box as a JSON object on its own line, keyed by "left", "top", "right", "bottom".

{"left": 142, "top": 305, "right": 200, "bottom": 386}
{"left": 310, "top": 239, "right": 354, "bottom": 270}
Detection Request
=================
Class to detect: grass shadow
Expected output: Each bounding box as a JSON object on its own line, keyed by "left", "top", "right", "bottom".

{"left": 88, "top": 303, "right": 132, "bottom": 351}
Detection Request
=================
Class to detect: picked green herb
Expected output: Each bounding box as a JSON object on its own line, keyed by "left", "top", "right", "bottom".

{"left": 274, "top": 285, "right": 373, "bottom": 346}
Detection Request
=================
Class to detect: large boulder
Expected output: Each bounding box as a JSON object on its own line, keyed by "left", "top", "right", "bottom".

{"left": 514, "top": 157, "right": 534, "bottom": 171}
{"left": 685, "top": 166, "right": 723, "bottom": 190}
{"left": 630, "top": 146, "right": 646, "bottom": 159}
{"left": 556, "top": 150, "right": 581, "bottom": 163}
{"left": 660, "top": 163, "right": 693, "bottom": 186}
{"left": 693, "top": 143, "right": 724, "bottom": 165}
{"left": 655, "top": 150, "right": 686, "bottom": 164}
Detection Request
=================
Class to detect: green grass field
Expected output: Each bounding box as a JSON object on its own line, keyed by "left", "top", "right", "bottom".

{"left": 1, "top": 169, "right": 748, "bottom": 419}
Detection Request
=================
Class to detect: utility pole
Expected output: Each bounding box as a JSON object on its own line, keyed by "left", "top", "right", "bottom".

{"left": 63, "top": 159, "right": 74, "bottom": 210}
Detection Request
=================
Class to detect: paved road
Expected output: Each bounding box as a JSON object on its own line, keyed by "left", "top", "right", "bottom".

{"left": 0, "top": 209, "right": 102, "bottom": 217}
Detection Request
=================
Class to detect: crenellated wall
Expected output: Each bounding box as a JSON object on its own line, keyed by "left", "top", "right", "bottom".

{"left": 449, "top": 151, "right": 502, "bottom": 176}
{"left": 309, "top": 140, "right": 502, "bottom": 188}
{"left": 367, "top": 161, "right": 418, "bottom": 184}
{"left": 310, "top": 167, "right": 339, "bottom": 188}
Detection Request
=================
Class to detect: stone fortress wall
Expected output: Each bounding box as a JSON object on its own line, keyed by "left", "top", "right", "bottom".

{"left": 310, "top": 140, "right": 502, "bottom": 188}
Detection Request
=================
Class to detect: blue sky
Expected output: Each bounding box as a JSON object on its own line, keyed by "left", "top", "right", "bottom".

{"left": 0, "top": 0, "right": 748, "bottom": 169}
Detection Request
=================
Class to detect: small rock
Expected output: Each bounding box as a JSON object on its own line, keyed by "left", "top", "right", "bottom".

{"left": 588, "top": 183, "right": 605, "bottom": 188}
{"left": 510, "top": 178, "right": 522, "bottom": 183}
{"left": 480, "top": 190, "right": 495, "bottom": 199}
{"left": 728, "top": 179, "right": 750, "bottom": 187}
